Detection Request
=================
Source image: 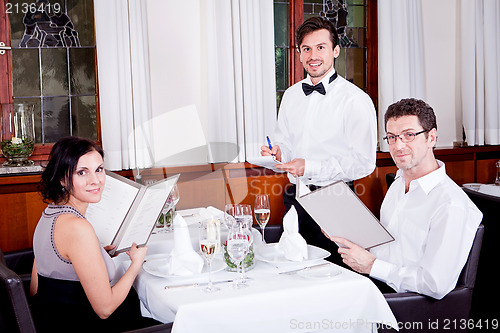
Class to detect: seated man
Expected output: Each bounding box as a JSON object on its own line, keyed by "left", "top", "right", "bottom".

{"left": 328, "top": 98, "right": 482, "bottom": 300}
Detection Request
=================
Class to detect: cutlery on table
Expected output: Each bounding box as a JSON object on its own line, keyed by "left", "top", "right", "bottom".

{"left": 164, "top": 279, "right": 233, "bottom": 290}
{"left": 278, "top": 262, "right": 331, "bottom": 275}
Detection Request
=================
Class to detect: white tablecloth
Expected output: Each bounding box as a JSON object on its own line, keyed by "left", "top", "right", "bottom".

{"left": 114, "top": 209, "right": 398, "bottom": 333}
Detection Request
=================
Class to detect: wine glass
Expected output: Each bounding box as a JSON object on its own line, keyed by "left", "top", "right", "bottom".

{"left": 169, "top": 184, "right": 180, "bottom": 217}
{"left": 224, "top": 204, "right": 237, "bottom": 230}
{"left": 236, "top": 204, "right": 253, "bottom": 283}
{"left": 161, "top": 184, "right": 180, "bottom": 232}
{"left": 226, "top": 223, "right": 253, "bottom": 289}
{"left": 254, "top": 194, "right": 270, "bottom": 243}
{"left": 199, "top": 219, "right": 221, "bottom": 293}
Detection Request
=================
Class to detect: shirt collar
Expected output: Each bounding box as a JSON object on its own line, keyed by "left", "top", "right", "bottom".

{"left": 396, "top": 160, "right": 446, "bottom": 195}
{"left": 304, "top": 68, "right": 337, "bottom": 87}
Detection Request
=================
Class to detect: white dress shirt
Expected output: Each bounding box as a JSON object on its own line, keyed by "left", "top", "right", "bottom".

{"left": 370, "top": 161, "right": 482, "bottom": 299}
{"left": 273, "top": 69, "right": 377, "bottom": 186}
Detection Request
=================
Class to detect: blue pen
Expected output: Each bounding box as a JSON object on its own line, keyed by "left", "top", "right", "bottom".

{"left": 266, "top": 136, "right": 275, "bottom": 156}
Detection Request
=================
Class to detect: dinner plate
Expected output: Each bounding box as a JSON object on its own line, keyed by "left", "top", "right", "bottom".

{"left": 255, "top": 243, "right": 330, "bottom": 264}
{"left": 462, "top": 183, "right": 482, "bottom": 191}
{"left": 142, "top": 254, "right": 226, "bottom": 278}
{"left": 297, "top": 264, "right": 342, "bottom": 280}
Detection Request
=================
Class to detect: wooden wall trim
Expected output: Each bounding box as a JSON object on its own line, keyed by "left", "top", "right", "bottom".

{"left": 2, "top": 146, "right": 500, "bottom": 252}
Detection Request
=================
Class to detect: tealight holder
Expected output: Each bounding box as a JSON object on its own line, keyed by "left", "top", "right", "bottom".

{"left": 0, "top": 104, "right": 35, "bottom": 167}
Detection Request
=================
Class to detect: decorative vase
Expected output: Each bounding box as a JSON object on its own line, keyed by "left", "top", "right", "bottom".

{"left": 0, "top": 104, "right": 35, "bottom": 167}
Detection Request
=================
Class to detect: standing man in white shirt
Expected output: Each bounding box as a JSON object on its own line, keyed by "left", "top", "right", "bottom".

{"left": 260, "top": 16, "right": 377, "bottom": 259}
{"left": 328, "top": 98, "right": 482, "bottom": 299}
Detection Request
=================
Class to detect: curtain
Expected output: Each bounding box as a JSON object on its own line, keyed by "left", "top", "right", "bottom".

{"left": 459, "top": 0, "right": 500, "bottom": 146}
{"left": 377, "top": 0, "right": 425, "bottom": 151}
{"left": 94, "top": 0, "right": 154, "bottom": 171}
{"left": 203, "top": 0, "right": 277, "bottom": 163}
{"left": 95, "top": 0, "right": 276, "bottom": 170}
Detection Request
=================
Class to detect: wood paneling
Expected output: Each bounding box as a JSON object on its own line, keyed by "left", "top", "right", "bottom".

{"left": 1, "top": 146, "right": 500, "bottom": 252}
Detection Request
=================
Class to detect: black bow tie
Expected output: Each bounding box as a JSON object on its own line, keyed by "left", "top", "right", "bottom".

{"left": 302, "top": 82, "right": 325, "bottom": 96}
{"left": 302, "top": 72, "right": 338, "bottom": 96}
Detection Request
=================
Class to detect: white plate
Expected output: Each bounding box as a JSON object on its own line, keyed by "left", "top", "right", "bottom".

{"left": 255, "top": 243, "right": 330, "bottom": 264}
{"left": 463, "top": 183, "right": 482, "bottom": 191}
{"left": 143, "top": 254, "right": 226, "bottom": 278}
{"left": 297, "top": 264, "right": 342, "bottom": 280}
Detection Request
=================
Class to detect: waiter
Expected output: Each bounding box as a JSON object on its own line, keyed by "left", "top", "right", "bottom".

{"left": 261, "top": 16, "right": 377, "bottom": 260}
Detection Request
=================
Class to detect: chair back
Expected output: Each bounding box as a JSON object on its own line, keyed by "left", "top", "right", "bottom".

{"left": 0, "top": 250, "right": 36, "bottom": 333}
{"left": 457, "top": 224, "right": 484, "bottom": 288}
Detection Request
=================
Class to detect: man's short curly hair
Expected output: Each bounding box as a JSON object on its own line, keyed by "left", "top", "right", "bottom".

{"left": 384, "top": 98, "right": 437, "bottom": 133}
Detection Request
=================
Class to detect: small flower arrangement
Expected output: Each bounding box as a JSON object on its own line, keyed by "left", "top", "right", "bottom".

{"left": 0, "top": 137, "right": 35, "bottom": 166}
{"left": 223, "top": 241, "right": 255, "bottom": 271}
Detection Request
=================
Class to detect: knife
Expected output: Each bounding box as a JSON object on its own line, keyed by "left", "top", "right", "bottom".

{"left": 278, "top": 262, "right": 331, "bottom": 275}
{"left": 164, "top": 279, "right": 233, "bottom": 290}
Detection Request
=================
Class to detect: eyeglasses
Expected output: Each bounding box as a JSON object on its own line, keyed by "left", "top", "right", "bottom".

{"left": 383, "top": 130, "right": 428, "bottom": 145}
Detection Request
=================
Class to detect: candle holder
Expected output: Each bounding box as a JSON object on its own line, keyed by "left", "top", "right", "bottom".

{"left": 0, "top": 104, "right": 35, "bottom": 167}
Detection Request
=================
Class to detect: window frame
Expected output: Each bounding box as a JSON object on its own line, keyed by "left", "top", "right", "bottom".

{"left": 0, "top": 0, "right": 102, "bottom": 164}
{"left": 287, "top": 0, "right": 378, "bottom": 107}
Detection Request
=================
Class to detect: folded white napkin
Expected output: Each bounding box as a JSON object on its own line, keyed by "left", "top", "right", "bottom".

{"left": 167, "top": 214, "right": 204, "bottom": 276}
{"left": 199, "top": 206, "right": 224, "bottom": 220}
{"left": 278, "top": 206, "right": 308, "bottom": 261}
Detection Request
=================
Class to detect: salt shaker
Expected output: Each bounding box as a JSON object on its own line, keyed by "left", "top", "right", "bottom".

{"left": 496, "top": 160, "right": 500, "bottom": 185}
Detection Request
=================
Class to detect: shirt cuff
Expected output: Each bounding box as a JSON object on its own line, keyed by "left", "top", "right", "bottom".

{"left": 303, "top": 159, "right": 321, "bottom": 180}
{"left": 369, "top": 258, "right": 393, "bottom": 283}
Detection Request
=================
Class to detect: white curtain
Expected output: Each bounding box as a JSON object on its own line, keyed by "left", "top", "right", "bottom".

{"left": 94, "top": 0, "right": 276, "bottom": 169}
{"left": 378, "top": 0, "right": 425, "bottom": 151}
{"left": 459, "top": 0, "right": 500, "bottom": 146}
{"left": 94, "top": 0, "right": 154, "bottom": 171}
{"left": 203, "top": 0, "right": 277, "bottom": 163}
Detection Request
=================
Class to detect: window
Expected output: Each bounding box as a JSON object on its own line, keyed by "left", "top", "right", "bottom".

{"left": 4, "top": 0, "right": 98, "bottom": 145}
{"left": 273, "top": 0, "right": 377, "bottom": 110}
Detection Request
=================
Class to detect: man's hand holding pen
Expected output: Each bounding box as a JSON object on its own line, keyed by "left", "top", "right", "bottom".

{"left": 260, "top": 136, "right": 282, "bottom": 162}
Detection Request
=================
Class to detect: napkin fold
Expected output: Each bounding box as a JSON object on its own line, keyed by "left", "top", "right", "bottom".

{"left": 167, "top": 214, "right": 204, "bottom": 276}
{"left": 278, "top": 206, "right": 308, "bottom": 261}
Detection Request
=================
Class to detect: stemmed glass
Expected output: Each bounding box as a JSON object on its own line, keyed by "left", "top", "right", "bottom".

{"left": 226, "top": 223, "right": 253, "bottom": 289}
{"left": 168, "top": 184, "right": 180, "bottom": 217}
{"left": 199, "top": 219, "right": 221, "bottom": 293}
{"left": 254, "top": 194, "right": 270, "bottom": 244}
{"left": 159, "top": 184, "right": 180, "bottom": 232}
{"left": 224, "top": 204, "right": 237, "bottom": 230}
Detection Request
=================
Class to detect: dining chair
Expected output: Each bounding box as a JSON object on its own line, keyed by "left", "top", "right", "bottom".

{"left": 0, "top": 248, "right": 172, "bottom": 333}
{"left": 462, "top": 187, "right": 500, "bottom": 323}
{"left": 378, "top": 224, "right": 484, "bottom": 333}
{"left": 0, "top": 249, "right": 37, "bottom": 333}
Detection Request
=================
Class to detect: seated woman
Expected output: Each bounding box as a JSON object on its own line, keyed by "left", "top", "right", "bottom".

{"left": 30, "top": 136, "right": 157, "bottom": 332}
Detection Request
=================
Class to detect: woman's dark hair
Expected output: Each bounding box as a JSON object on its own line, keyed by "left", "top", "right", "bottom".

{"left": 39, "top": 136, "right": 104, "bottom": 204}
{"left": 384, "top": 98, "right": 437, "bottom": 133}
{"left": 295, "top": 16, "right": 339, "bottom": 51}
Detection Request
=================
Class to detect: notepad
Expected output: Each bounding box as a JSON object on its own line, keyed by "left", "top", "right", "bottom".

{"left": 295, "top": 179, "right": 394, "bottom": 249}
{"left": 86, "top": 171, "right": 180, "bottom": 255}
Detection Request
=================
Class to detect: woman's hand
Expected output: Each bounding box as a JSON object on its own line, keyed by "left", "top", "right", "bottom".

{"left": 126, "top": 242, "right": 148, "bottom": 266}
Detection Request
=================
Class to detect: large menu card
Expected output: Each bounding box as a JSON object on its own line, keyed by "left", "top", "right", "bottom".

{"left": 86, "top": 171, "right": 180, "bottom": 255}
{"left": 296, "top": 179, "right": 394, "bottom": 249}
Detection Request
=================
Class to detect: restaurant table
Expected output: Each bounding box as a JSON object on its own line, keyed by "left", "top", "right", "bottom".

{"left": 114, "top": 210, "right": 398, "bottom": 333}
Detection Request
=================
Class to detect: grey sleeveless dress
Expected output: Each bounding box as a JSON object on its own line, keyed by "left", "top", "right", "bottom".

{"left": 33, "top": 204, "right": 116, "bottom": 281}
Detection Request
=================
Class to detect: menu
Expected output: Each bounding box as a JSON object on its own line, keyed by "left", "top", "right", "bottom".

{"left": 295, "top": 179, "right": 394, "bottom": 249}
{"left": 86, "top": 171, "right": 180, "bottom": 255}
